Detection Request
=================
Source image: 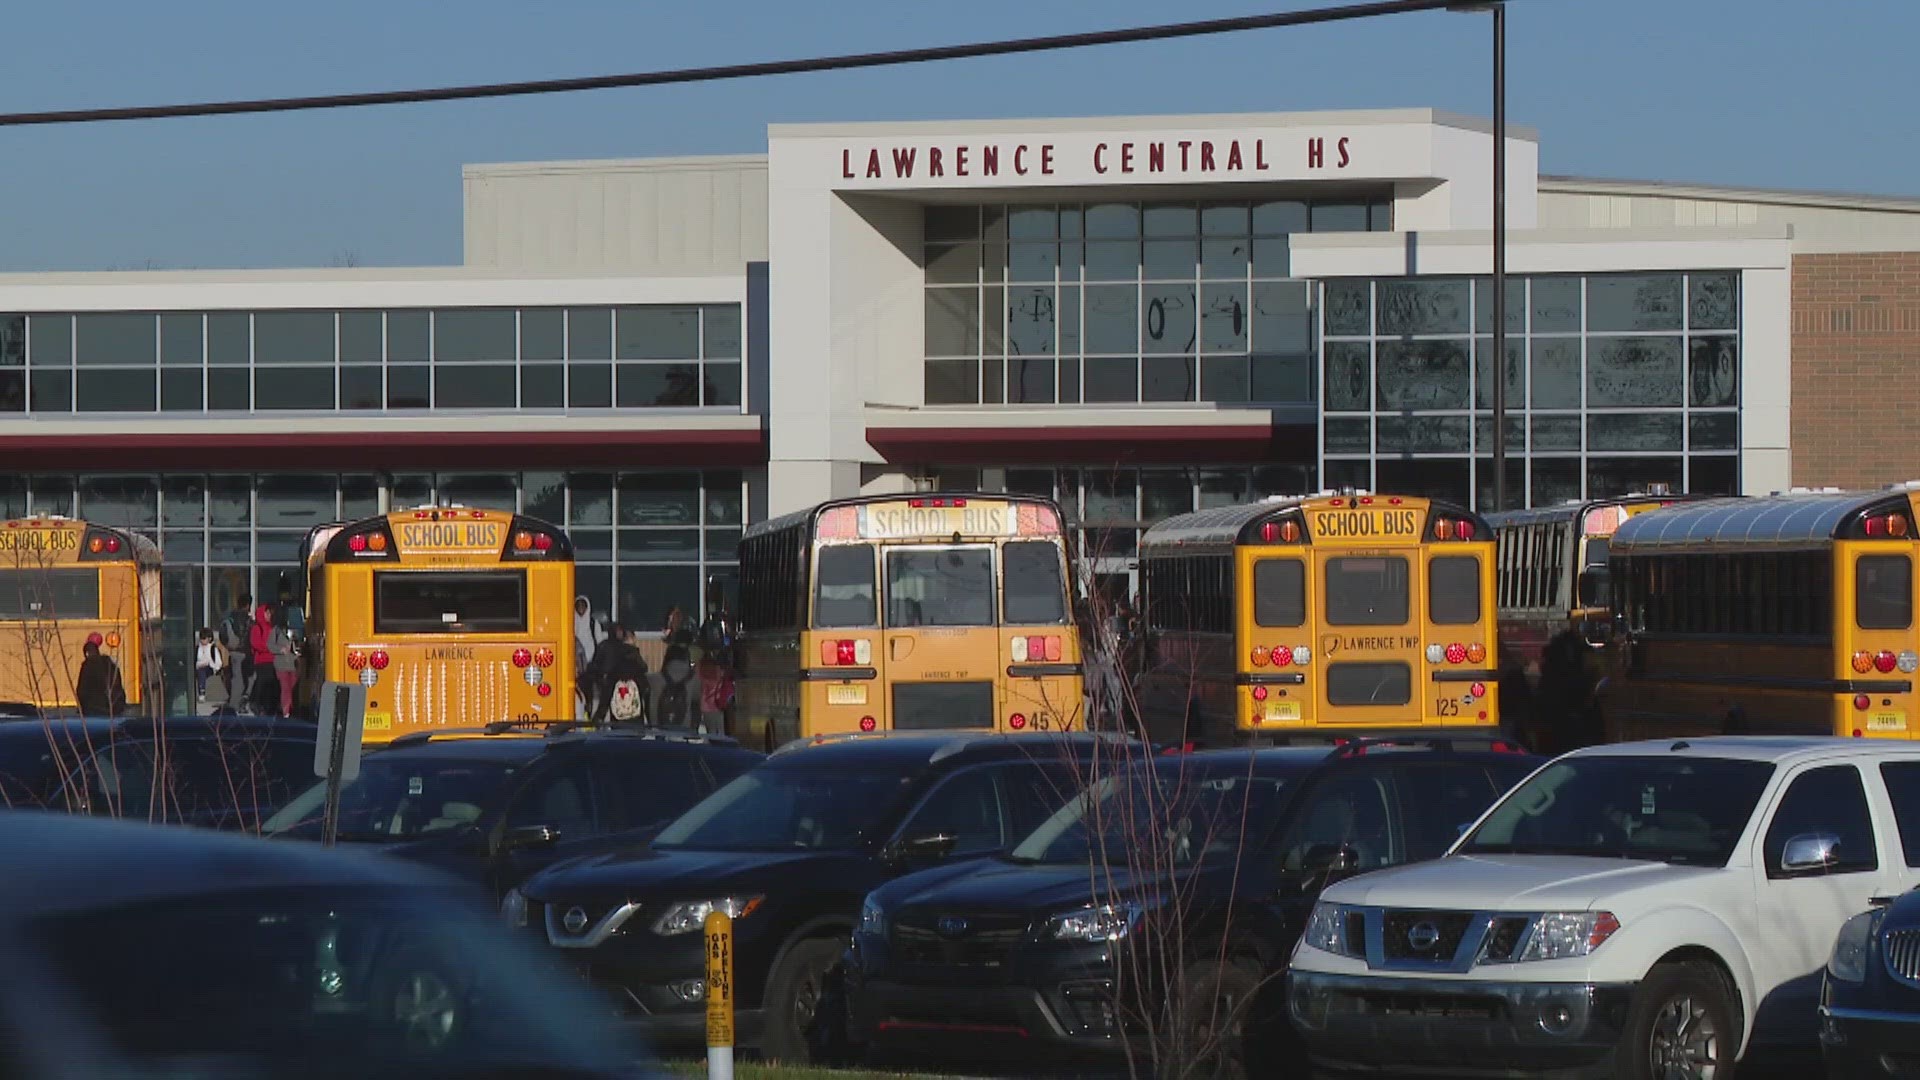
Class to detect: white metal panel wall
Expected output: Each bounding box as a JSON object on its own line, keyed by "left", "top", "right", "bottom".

{"left": 1538, "top": 188, "right": 1920, "bottom": 251}
{"left": 463, "top": 156, "right": 770, "bottom": 273}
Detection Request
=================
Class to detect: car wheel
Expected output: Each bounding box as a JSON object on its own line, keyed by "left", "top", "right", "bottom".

{"left": 760, "top": 936, "right": 845, "bottom": 1064}
{"left": 370, "top": 950, "right": 468, "bottom": 1056}
{"left": 1177, "top": 958, "right": 1262, "bottom": 1080}
{"left": 1617, "top": 960, "right": 1740, "bottom": 1080}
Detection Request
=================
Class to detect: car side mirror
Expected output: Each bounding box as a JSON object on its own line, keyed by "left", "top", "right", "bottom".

{"left": 1301, "top": 843, "right": 1361, "bottom": 877}
{"left": 501, "top": 823, "right": 561, "bottom": 852}
{"left": 1780, "top": 831, "right": 1842, "bottom": 873}
{"left": 884, "top": 832, "right": 956, "bottom": 864}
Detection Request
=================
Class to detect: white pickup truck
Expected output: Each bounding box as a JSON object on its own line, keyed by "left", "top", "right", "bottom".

{"left": 1287, "top": 736, "right": 1920, "bottom": 1079}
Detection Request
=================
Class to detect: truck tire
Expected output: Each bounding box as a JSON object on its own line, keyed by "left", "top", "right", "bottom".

{"left": 1616, "top": 960, "right": 1740, "bottom": 1080}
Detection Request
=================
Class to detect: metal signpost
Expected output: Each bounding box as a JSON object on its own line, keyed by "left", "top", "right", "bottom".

{"left": 312, "top": 681, "right": 368, "bottom": 847}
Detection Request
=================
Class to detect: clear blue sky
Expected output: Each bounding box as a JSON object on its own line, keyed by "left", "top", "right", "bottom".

{"left": 2, "top": 0, "right": 1910, "bottom": 271}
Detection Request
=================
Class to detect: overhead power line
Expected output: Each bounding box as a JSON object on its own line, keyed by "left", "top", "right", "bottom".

{"left": 0, "top": 0, "right": 1500, "bottom": 128}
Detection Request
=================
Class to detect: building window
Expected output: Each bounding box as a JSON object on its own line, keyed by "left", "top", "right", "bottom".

{"left": 1319, "top": 271, "right": 1742, "bottom": 509}
{"left": 923, "top": 198, "right": 1388, "bottom": 406}
{"left": 0, "top": 303, "right": 745, "bottom": 417}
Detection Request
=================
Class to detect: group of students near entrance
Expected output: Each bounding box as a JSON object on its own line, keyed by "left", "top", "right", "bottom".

{"left": 572, "top": 583, "right": 736, "bottom": 730}
{"left": 191, "top": 591, "right": 305, "bottom": 718}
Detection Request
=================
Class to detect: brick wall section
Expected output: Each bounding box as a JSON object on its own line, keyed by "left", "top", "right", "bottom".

{"left": 1791, "top": 252, "right": 1920, "bottom": 488}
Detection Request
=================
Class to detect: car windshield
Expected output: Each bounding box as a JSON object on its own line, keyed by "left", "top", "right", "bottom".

{"left": 262, "top": 758, "right": 517, "bottom": 841}
{"left": 1460, "top": 756, "right": 1776, "bottom": 867}
{"left": 1009, "top": 766, "right": 1290, "bottom": 867}
{"left": 33, "top": 884, "right": 647, "bottom": 1080}
{"left": 652, "top": 763, "right": 916, "bottom": 852}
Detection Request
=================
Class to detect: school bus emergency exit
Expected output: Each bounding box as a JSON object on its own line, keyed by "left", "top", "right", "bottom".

{"left": 1137, "top": 493, "right": 1498, "bottom": 746}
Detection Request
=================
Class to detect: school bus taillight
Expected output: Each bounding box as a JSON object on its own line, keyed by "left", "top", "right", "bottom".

{"left": 1864, "top": 513, "right": 1910, "bottom": 538}
{"left": 1010, "top": 635, "right": 1063, "bottom": 663}
{"left": 1466, "top": 642, "right": 1487, "bottom": 664}
{"left": 1251, "top": 686, "right": 1268, "bottom": 701}
{"left": 1251, "top": 645, "right": 1270, "bottom": 667}
{"left": 534, "top": 647, "right": 555, "bottom": 667}
{"left": 1009, "top": 713, "right": 1026, "bottom": 729}
{"left": 369, "top": 650, "right": 390, "bottom": 670}
{"left": 512, "top": 649, "right": 533, "bottom": 668}
{"left": 820, "top": 638, "right": 871, "bottom": 666}
{"left": 1875, "top": 651, "right": 1898, "bottom": 673}
{"left": 859, "top": 716, "right": 876, "bottom": 731}
{"left": 1855, "top": 694, "right": 1872, "bottom": 711}
{"left": 1260, "top": 520, "right": 1302, "bottom": 543}
{"left": 347, "top": 651, "right": 367, "bottom": 671}
{"left": 1432, "top": 517, "right": 1477, "bottom": 541}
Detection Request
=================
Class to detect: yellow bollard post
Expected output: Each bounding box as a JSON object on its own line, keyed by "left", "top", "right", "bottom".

{"left": 705, "top": 911, "right": 734, "bottom": 1080}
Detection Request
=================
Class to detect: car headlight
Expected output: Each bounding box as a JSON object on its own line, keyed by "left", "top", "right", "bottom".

{"left": 1044, "top": 903, "right": 1142, "bottom": 943}
{"left": 1829, "top": 910, "right": 1879, "bottom": 984}
{"left": 501, "top": 888, "right": 529, "bottom": 929}
{"left": 1514, "top": 912, "right": 1621, "bottom": 962}
{"left": 651, "top": 896, "right": 765, "bottom": 936}
{"left": 1303, "top": 901, "right": 1363, "bottom": 958}
{"left": 859, "top": 895, "right": 886, "bottom": 938}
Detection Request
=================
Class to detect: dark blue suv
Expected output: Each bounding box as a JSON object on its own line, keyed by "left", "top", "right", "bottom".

{"left": 1822, "top": 886, "right": 1920, "bottom": 1077}
{"left": 845, "top": 738, "right": 1540, "bottom": 1075}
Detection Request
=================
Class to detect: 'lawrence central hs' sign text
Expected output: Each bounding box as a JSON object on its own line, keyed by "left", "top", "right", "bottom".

{"left": 838, "top": 135, "right": 1353, "bottom": 182}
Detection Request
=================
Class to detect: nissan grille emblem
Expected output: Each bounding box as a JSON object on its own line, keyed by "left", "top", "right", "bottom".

{"left": 937, "top": 916, "right": 969, "bottom": 937}
{"left": 563, "top": 907, "right": 590, "bottom": 934}
{"left": 1406, "top": 921, "right": 1442, "bottom": 952}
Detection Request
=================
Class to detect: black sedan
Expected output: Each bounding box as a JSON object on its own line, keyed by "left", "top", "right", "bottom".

{"left": 0, "top": 809, "right": 653, "bottom": 1079}
{"left": 1821, "top": 886, "right": 1920, "bottom": 1077}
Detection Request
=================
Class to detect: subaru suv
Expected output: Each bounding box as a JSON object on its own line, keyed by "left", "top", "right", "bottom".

{"left": 513, "top": 731, "right": 1120, "bottom": 1062}
{"left": 264, "top": 724, "right": 760, "bottom": 897}
{"left": 845, "top": 737, "right": 1540, "bottom": 1074}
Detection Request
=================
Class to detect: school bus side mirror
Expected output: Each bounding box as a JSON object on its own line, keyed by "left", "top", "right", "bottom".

{"left": 1576, "top": 569, "right": 1610, "bottom": 609}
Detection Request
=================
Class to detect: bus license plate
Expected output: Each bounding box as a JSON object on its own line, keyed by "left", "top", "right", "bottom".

{"left": 363, "top": 710, "right": 392, "bottom": 732}
{"left": 827, "top": 685, "right": 868, "bottom": 706}
{"left": 1265, "top": 701, "right": 1302, "bottom": 722}
{"left": 1868, "top": 711, "right": 1907, "bottom": 732}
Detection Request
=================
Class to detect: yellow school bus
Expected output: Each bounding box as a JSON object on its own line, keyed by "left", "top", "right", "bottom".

{"left": 1135, "top": 493, "right": 1498, "bottom": 746}
{"left": 0, "top": 516, "right": 160, "bottom": 715}
{"left": 300, "top": 506, "right": 577, "bottom": 744}
{"left": 732, "top": 493, "right": 1085, "bottom": 751}
{"left": 1606, "top": 486, "right": 1920, "bottom": 741}
{"left": 1483, "top": 491, "right": 1708, "bottom": 751}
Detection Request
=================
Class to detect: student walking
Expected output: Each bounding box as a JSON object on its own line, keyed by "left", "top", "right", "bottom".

{"left": 194, "top": 627, "right": 226, "bottom": 702}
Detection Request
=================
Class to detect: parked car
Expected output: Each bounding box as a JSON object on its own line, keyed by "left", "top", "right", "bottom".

{"left": 1289, "top": 736, "right": 1920, "bottom": 1078}
{"left": 0, "top": 810, "right": 653, "bottom": 1079}
{"left": 845, "top": 737, "right": 1541, "bottom": 1074}
{"left": 0, "top": 715, "right": 317, "bottom": 830}
{"left": 512, "top": 730, "right": 1123, "bottom": 1062}
{"left": 1821, "top": 885, "right": 1920, "bottom": 1077}
{"left": 264, "top": 724, "right": 760, "bottom": 898}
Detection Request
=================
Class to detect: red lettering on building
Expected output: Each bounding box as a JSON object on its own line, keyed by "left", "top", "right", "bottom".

{"left": 1179, "top": 140, "right": 1193, "bottom": 171}
{"left": 955, "top": 145, "right": 970, "bottom": 176}
{"left": 1120, "top": 142, "right": 1135, "bottom": 174}
{"left": 892, "top": 147, "right": 917, "bottom": 177}
{"left": 982, "top": 146, "right": 999, "bottom": 176}
{"left": 866, "top": 149, "right": 882, "bottom": 179}
{"left": 1014, "top": 145, "right": 1029, "bottom": 175}
{"left": 842, "top": 149, "right": 856, "bottom": 179}
{"left": 1226, "top": 140, "right": 1244, "bottom": 171}
{"left": 1041, "top": 144, "right": 1055, "bottom": 174}
{"left": 1337, "top": 136, "right": 1351, "bottom": 168}
{"left": 928, "top": 147, "right": 944, "bottom": 177}
{"left": 1307, "top": 138, "right": 1325, "bottom": 169}
{"left": 1148, "top": 143, "right": 1165, "bottom": 173}
{"left": 1256, "top": 139, "right": 1269, "bottom": 170}
{"left": 1200, "top": 141, "right": 1216, "bottom": 171}
{"left": 1093, "top": 143, "right": 1108, "bottom": 175}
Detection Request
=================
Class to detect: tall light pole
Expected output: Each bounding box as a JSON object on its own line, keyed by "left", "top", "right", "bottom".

{"left": 1451, "top": 1, "right": 1507, "bottom": 511}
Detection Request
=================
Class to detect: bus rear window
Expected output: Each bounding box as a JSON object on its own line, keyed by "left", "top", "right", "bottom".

{"left": 1326, "top": 662, "right": 1413, "bottom": 706}
{"left": 373, "top": 571, "right": 526, "bottom": 634}
{"left": 814, "top": 544, "right": 876, "bottom": 628}
{"left": 1325, "top": 557, "right": 1410, "bottom": 626}
{"left": 887, "top": 548, "right": 993, "bottom": 627}
{"left": 1002, "top": 541, "right": 1066, "bottom": 625}
{"left": 1429, "top": 556, "right": 1481, "bottom": 625}
{"left": 1857, "top": 554, "right": 1912, "bottom": 631}
{"left": 0, "top": 569, "right": 101, "bottom": 620}
{"left": 1254, "top": 560, "right": 1305, "bottom": 627}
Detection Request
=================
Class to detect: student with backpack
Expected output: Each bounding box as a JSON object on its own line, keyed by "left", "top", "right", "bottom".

{"left": 218, "top": 595, "right": 252, "bottom": 707}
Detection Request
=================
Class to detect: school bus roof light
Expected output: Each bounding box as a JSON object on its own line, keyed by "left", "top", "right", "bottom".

{"left": 534, "top": 532, "right": 554, "bottom": 551}
{"left": 514, "top": 531, "right": 533, "bottom": 551}
{"left": 1865, "top": 513, "right": 1910, "bottom": 539}
{"left": 817, "top": 506, "right": 859, "bottom": 539}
